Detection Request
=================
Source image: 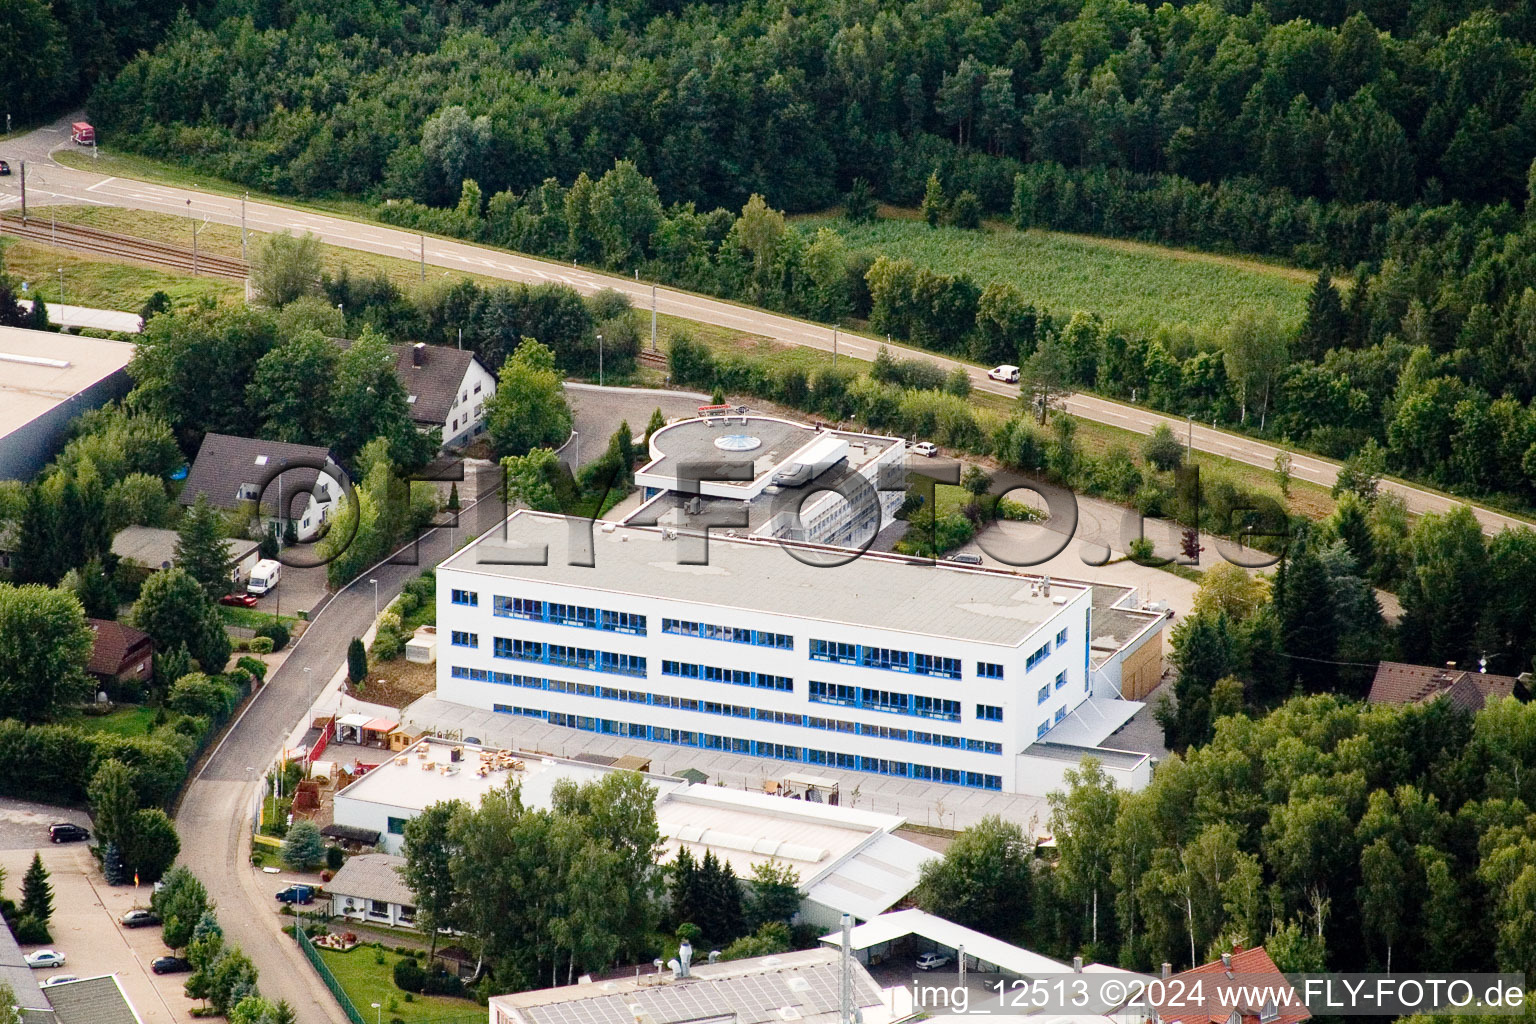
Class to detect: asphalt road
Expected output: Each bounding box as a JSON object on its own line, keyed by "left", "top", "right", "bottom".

{"left": 174, "top": 466, "right": 506, "bottom": 1022}
{"left": 0, "top": 116, "right": 1525, "bottom": 537}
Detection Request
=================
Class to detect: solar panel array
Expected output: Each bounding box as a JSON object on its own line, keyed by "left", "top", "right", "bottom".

{"left": 524, "top": 961, "right": 882, "bottom": 1024}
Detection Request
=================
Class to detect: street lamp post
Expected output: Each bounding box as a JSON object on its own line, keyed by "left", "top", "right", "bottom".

{"left": 240, "top": 193, "right": 248, "bottom": 262}
{"left": 369, "top": 579, "right": 379, "bottom": 621}
{"left": 1186, "top": 414, "right": 1194, "bottom": 455}
{"left": 303, "top": 666, "right": 312, "bottom": 715}
{"left": 597, "top": 332, "right": 604, "bottom": 387}
{"left": 56, "top": 267, "right": 63, "bottom": 307}
{"left": 371, "top": 1002, "right": 381, "bottom": 1024}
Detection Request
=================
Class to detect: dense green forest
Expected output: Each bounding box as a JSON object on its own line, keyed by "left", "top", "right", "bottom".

{"left": 83, "top": 0, "right": 1536, "bottom": 217}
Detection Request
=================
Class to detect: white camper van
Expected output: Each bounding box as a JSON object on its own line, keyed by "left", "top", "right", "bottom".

{"left": 246, "top": 559, "right": 282, "bottom": 596}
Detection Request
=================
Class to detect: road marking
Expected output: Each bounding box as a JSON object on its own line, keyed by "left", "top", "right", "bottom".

{"left": 85, "top": 177, "right": 118, "bottom": 192}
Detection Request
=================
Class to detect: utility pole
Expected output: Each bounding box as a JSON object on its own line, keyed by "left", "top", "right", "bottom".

{"left": 597, "top": 332, "right": 604, "bottom": 387}
{"left": 57, "top": 267, "right": 63, "bottom": 307}
{"left": 192, "top": 217, "right": 209, "bottom": 276}
{"left": 18, "top": 161, "right": 24, "bottom": 222}
{"left": 833, "top": 327, "right": 838, "bottom": 367}
{"left": 241, "top": 193, "right": 248, "bottom": 262}
{"left": 650, "top": 283, "right": 657, "bottom": 351}
{"left": 419, "top": 234, "right": 426, "bottom": 282}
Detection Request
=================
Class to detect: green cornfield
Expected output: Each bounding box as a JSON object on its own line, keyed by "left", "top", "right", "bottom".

{"left": 805, "top": 216, "right": 1315, "bottom": 343}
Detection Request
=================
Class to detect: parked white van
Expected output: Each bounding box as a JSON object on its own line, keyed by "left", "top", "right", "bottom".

{"left": 246, "top": 559, "right": 282, "bottom": 595}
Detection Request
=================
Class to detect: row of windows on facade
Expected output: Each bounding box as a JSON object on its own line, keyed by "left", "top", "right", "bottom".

{"left": 448, "top": 640, "right": 1012, "bottom": 727}
{"left": 450, "top": 667, "right": 1006, "bottom": 754}
{"left": 450, "top": 591, "right": 1041, "bottom": 681}
{"left": 485, "top": 700, "right": 1005, "bottom": 790}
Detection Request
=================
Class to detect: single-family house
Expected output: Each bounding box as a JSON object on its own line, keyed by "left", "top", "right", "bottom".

{"left": 86, "top": 619, "right": 154, "bottom": 696}
{"left": 327, "top": 853, "right": 417, "bottom": 928}
{"left": 1368, "top": 660, "right": 1520, "bottom": 713}
{"left": 1152, "top": 945, "right": 1310, "bottom": 1024}
{"left": 334, "top": 340, "right": 496, "bottom": 448}
{"left": 178, "top": 434, "right": 343, "bottom": 543}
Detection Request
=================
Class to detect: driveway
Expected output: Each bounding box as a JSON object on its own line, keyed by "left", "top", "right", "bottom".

{"left": 3, "top": 843, "right": 196, "bottom": 1023}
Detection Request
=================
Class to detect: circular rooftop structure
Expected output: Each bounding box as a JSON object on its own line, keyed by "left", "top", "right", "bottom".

{"left": 713, "top": 433, "right": 763, "bottom": 452}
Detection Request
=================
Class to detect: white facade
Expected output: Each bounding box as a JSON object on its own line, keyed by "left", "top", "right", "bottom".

{"left": 435, "top": 512, "right": 1097, "bottom": 795}
{"left": 268, "top": 468, "right": 344, "bottom": 542}
{"left": 439, "top": 357, "right": 497, "bottom": 448}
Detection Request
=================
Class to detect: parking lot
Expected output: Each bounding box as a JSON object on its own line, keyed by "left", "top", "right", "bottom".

{"left": 4, "top": 841, "right": 202, "bottom": 1022}
{"left": 0, "top": 800, "right": 90, "bottom": 851}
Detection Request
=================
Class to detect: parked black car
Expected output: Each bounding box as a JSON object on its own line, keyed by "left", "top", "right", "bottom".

{"left": 120, "top": 909, "right": 160, "bottom": 928}
{"left": 48, "top": 823, "right": 89, "bottom": 844}
{"left": 151, "top": 957, "right": 190, "bottom": 975}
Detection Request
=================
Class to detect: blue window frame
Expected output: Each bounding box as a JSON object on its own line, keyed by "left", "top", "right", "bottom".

{"left": 809, "top": 681, "right": 858, "bottom": 706}
{"left": 977, "top": 704, "right": 1003, "bottom": 722}
{"left": 1037, "top": 721, "right": 1050, "bottom": 739}
{"left": 450, "top": 631, "right": 477, "bottom": 648}
{"left": 1057, "top": 627, "right": 1069, "bottom": 646}
{"left": 663, "top": 619, "right": 793, "bottom": 649}
{"left": 810, "top": 639, "right": 858, "bottom": 664}
{"left": 1026, "top": 642, "right": 1051, "bottom": 671}
{"left": 1037, "top": 684, "right": 1049, "bottom": 704}
{"left": 1055, "top": 670, "right": 1067, "bottom": 690}
{"left": 1055, "top": 706, "right": 1068, "bottom": 724}
{"left": 450, "top": 589, "right": 477, "bottom": 606}
{"left": 911, "top": 695, "right": 961, "bottom": 721}
{"left": 913, "top": 654, "right": 962, "bottom": 680}
{"left": 977, "top": 662, "right": 1004, "bottom": 679}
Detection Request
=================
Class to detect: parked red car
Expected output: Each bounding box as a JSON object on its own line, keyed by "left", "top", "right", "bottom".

{"left": 220, "top": 592, "right": 259, "bottom": 608}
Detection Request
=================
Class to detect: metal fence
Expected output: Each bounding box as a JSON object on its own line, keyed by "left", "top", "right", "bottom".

{"left": 293, "top": 921, "right": 366, "bottom": 1024}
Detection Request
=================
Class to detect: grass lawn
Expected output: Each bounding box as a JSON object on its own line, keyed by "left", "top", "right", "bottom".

{"left": 799, "top": 211, "right": 1314, "bottom": 342}
{"left": 218, "top": 605, "right": 299, "bottom": 630}
{"left": 0, "top": 236, "right": 240, "bottom": 310}
{"left": 316, "top": 946, "right": 482, "bottom": 1024}
{"left": 75, "top": 706, "right": 158, "bottom": 737}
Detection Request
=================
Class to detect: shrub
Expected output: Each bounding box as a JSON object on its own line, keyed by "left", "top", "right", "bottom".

{"left": 393, "top": 957, "right": 427, "bottom": 993}
{"left": 422, "top": 969, "right": 465, "bottom": 997}
{"left": 236, "top": 656, "right": 267, "bottom": 682}
{"left": 249, "top": 637, "right": 275, "bottom": 654}
{"left": 14, "top": 915, "right": 50, "bottom": 944}
{"left": 1142, "top": 423, "right": 1185, "bottom": 471}
{"left": 326, "top": 845, "right": 345, "bottom": 870}
{"left": 254, "top": 621, "right": 290, "bottom": 651}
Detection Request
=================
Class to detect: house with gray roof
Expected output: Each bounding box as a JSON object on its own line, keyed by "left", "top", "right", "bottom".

{"left": 334, "top": 340, "right": 496, "bottom": 449}
{"left": 328, "top": 853, "right": 417, "bottom": 928}
{"left": 178, "top": 434, "right": 344, "bottom": 542}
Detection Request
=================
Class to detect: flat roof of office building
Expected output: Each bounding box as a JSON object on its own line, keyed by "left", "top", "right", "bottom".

{"left": 445, "top": 511, "right": 1086, "bottom": 647}
{"left": 640, "top": 414, "right": 896, "bottom": 488}
{"left": 0, "top": 326, "right": 135, "bottom": 441}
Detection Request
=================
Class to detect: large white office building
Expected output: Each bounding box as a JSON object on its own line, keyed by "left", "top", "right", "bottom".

{"left": 435, "top": 510, "right": 1121, "bottom": 794}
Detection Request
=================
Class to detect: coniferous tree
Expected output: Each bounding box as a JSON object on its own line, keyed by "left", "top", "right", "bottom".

{"left": 670, "top": 846, "right": 700, "bottom": 927}
{"left": 174, "top": 494, "right": 235, "bottom": 600}
{"left": 20, "top": 852, "right": 52, "bottom": 925}
{"left": 1296, "top": 271, "right": 1346, "bottom": 362}
{"left": 347, "top": 637, "right": 368, "bottom": 684}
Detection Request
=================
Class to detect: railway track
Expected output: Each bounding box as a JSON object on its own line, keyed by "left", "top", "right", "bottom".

{"left": 0, "top": 214, "right": 249, "bottom": 279}
{"left": 638, "top": 348, "right": 667, "bottom": 368}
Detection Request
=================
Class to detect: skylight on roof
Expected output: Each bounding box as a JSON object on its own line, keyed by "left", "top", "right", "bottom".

{"left": 254, "top": 455, "right": 269, "bottom": 465}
